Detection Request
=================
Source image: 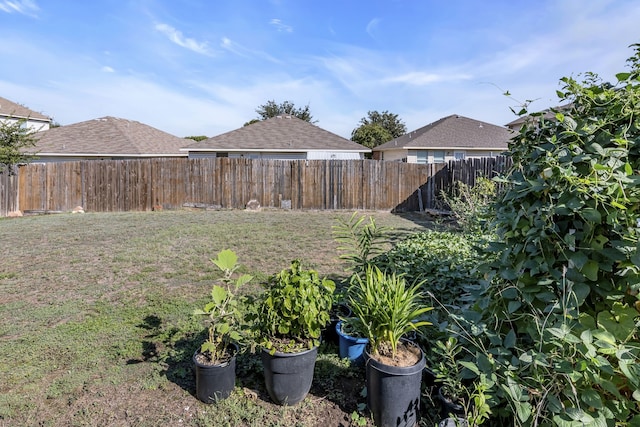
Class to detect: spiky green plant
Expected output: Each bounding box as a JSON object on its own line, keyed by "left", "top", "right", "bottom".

{"left": 348, "top": 265, "right": 432, "bottom": 358}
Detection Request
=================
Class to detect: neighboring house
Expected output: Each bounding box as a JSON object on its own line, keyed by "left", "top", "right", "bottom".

{"left": 373, "top": 114, "right": 512, "bottom": 164}
{"left": 0, "top": 96, "right": 52, "bottom": 132}
{"left": 506, "top": 104, "right": 572, "bottom": 131}
{"left": 182, "top": 115, "right": 370, "bottom": 160}
{"left": 29, "top": 116, "right": 191, "bottom": 162}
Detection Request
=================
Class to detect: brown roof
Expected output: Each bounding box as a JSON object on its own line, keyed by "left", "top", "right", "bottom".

{"left": 183, "top": 115, "right": 370, "bottom": 153}
{"left": 0, "top": 96, "right": 51, "bottom": 121}
{"left": 375, "top": 115, "right": 512, "bottom": 151}
{"left": 32, "top": 116, "right": 190, "bottom": 157}
{"left": 505, "top": 104, "right": 572, "bottom": 129}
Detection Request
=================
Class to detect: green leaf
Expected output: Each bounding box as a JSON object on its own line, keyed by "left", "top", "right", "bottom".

{"left": 581, "top": 208, "right": 602, "bottom": 223}
{"left": 569, "top": 251, "right": 589, "bottom": 269}
{"left": 581, "top": 260, "right": 599, "bottom": 281}
{"left": 625, "top": 162, "right": 633, "bottom": 175}
{"left": 211, "top": 285, "right": 227, "bottom": 305}
{"left": 597, "top": 303, "right": 638, "bottom": 342}
{"left": 616, "top": 72, "right": 632, "bottom": 81}
{"left": 211, "top": 249, "right": 238, "bottom": 271}
{"left": 514, "top": 401, "right": 532, "bottom": 423}
{"left": 580, "top": 389, "right": 603, "bottom": 409}
{"left": 504, "top": 328, "right": 517, "bottom": 348}
{"left": 508, "top": 301, "right": 522, "bottom": 313}
{"left": 459, "top": 361, "right": 481, "bottom": 376}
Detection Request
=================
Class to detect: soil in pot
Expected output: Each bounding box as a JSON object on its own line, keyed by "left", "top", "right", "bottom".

{"left": 365, "top": 340, "right": 426, "bottom": 427}
{"left": 193, "top": 343, "right": 238, "bottom": 403}
{"left": 261, "top": 345, "right": 318, "bottom": 406}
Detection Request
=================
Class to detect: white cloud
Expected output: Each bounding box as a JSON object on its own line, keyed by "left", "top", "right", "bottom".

{"left": 366, "top": 18, "right": 380, "bottom": 38}
{"left": 101, "top": 66, "right": 115, "bottom": 73}
{"left": 154, "top": 23, "right": 213, "bottom": 56}
{"left": 220, "top": 37, "right": 282, "bottom": 63}
{"left": 385, "top": 71, "right": 473, "bottom": 86}
{"left": 0, "top": 0, "right": 39, "bottom": 17}
{"left": 269, "top": 18, "right": 293, "bottom": 33}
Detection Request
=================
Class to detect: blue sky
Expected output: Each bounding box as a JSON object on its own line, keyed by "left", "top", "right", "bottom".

{"left": 1, "top": 0, "right": 639, "bottom": 139}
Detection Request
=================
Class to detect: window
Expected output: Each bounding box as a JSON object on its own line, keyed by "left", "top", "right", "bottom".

{"left": 416, "top": 150, "right": 427, "bottom": 164}
{"left": 454, "top": 151, "right": 465, "bottom": 160}
{"left": 433, "top": 151, "right": 445, "bottom": 163}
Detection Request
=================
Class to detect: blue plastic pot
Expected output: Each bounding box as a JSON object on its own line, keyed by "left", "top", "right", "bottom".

{"left": 336, "top": 321, "right": 369, "bottom": 365}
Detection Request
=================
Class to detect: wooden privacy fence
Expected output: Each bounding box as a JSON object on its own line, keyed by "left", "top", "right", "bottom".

{"left": 1, "top": 157, "right": 513, "bottom": 216}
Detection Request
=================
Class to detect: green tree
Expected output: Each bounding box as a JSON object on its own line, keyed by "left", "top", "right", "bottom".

{"left": 0, "top": 118, "right": 38, "bottom": 174}
{"left": 350, "top": 110, "right": 406, "bottom": 149}
{"left": 248, "top": 100, "right": 315, "bottom": 124}
{"left": 349, "top": 124, "right": 391, "bottom": 150}
{"left": 184, "top": 135, "right": 208, "bottom": 142}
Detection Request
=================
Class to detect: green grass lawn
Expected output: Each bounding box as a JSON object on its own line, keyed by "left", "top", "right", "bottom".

{"left": 0, "top": 209, "right": 433, "bottom": 427}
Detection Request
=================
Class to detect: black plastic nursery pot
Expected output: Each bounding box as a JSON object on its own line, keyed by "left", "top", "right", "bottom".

{"left": 322, "top": 303, "right": 352, "bottom": 345}
{"left": 438, "top": 417, "right": 468, "bottom": 427}
{"left": 261, "top": 345, "right": 318, "bottom": 405}
{"left": 365, "top": 343, "right": 426, "bottom": 427}
{"left": 193, "top": 343, "right": 238, "bottom": 403}
{"left": 437, "top": 386, "right": 465, "bottom": 419}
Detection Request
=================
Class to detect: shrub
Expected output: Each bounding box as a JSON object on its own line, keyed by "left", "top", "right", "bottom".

{"left": 457, "top": 44, "right": 640, "bottom": 426}
{"left": 379, "top": 230, "right": 490, "bottom": 310}
{"left": 440, "top": 176, "right": 498, "bottom": 233}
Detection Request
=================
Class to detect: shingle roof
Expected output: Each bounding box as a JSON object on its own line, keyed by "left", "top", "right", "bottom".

{"left": 505, "top": 104, "right": 572, "bottom": 129}
{"left": 183, "top": 115, "right": 370, "bottom": 153}
{"left": 32, "top": 116, "right": 190, "bottom": 157}
{"left": 374, "top": 115, "right": 512, "bottom": 151}
{"left": 0, "top": 96, "right": 51, "bottom": 121}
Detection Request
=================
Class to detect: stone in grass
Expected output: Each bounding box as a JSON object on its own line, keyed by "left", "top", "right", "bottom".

{"left": 246, "top": 199, "right": 261, "bottom": 211}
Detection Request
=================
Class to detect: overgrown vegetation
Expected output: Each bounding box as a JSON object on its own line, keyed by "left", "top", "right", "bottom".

{"left": 446, "top": 44, "right": 640, "bottom": 426}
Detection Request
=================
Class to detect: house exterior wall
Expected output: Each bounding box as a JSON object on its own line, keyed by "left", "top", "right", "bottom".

{"left": 377, "top": 149, "right": 406, "bottom": 162}
{"left": 378, "top": 148, "right": 505, "bottom": 163}
{"left": 188, "top": 151, "right": 364, "bottom": 160}
{"left": 0, "top": 116, "right": 50, "bottom": 132}
{"left": 307, "top": 151, "right": 363, "bottom": 160}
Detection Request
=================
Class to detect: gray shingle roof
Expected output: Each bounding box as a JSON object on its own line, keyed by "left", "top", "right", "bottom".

{"left": 183, "top": 115, "right": 370, "bottom": 153}
{"left": 375, "top": 115, "right": 512, "bottom": 151}
{"left": 32, "top": 116, "right": 191, "bottom": 157}
{"left": 0, "top": 96, "right": 51, "bottom": 121}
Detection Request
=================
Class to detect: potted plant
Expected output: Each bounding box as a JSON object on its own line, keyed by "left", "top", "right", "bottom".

{"left": 432, "top": 336, "right": 466, "bottom": 419}
{"left": 431, "top": 336, "right": 492, "bottom": 426}
{"left": 348, "top": 265, "right": 432, "bottom": 427}
{"left": 192, "top": 249, "right": 253, "bottom": 403}
{"left": 252, "top": 259, "right": 335, "bottom": 405}
{"left": 335, "top": 317, "right": 369, "bottom": 364}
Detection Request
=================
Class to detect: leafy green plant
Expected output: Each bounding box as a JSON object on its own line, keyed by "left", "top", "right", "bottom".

{"left": 347, "top": 265, "right": 432, "bottom": 358}
{"left": 253, "top": 259, "right": 336, "bottom": 353}
{"left": 454, "top": 44, "right": 640, "bottom": 426}
{"left": 440, "top": 177, "right": 498, "bottom": 233}
{"left": 193, "top": 249, "right": 253, "bottom": 363}
{"left": 380, "top": 230, "right": 490, "bottom": 310}
{"left": 431, "top": 336, "right": 492, "bottom": 426}
{"left": 332, "top": 212, "right": 391, "bottom": 274}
